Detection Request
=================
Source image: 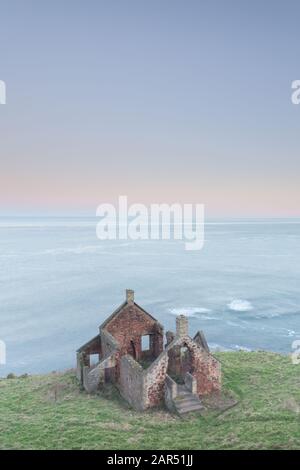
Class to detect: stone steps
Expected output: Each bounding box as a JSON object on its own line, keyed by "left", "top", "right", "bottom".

{"left": 174, "top": 390, "right": 204, "bottom": 415}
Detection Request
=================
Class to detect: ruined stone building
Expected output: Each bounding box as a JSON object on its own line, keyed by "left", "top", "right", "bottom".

{"left": 76, "top": 290, "right": 221, "bottom": 415}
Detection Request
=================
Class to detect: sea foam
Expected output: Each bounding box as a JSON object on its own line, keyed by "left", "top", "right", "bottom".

{"left": 169, "top": 307, "right": 211, "bottom": 317}
{"left": 227, "top": 299, "right": 253, "bottom": 312}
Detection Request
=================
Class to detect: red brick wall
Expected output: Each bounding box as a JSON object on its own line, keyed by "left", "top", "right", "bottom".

{"left": 81, "top": 336, "right": 101, "bottom": 356}
{"left": 80, "top": 336, "right": 102, "bottom": 367}
{"left": 167, "top": 337, "right": 221, "bottom": 396}
{"left": 105, "top": 304, "right": 163, "bottom": 379}
{"left": 145, "top": 353, "right": 168, "bottom": 407}
{"left": 193, "top": 353, "right": 221, "bottom": 395}
{"left": 184, "top": 340, "right": 221, "bottom": 396}
{"left": 143, "top": 337, "right": 221, "bottom": 407}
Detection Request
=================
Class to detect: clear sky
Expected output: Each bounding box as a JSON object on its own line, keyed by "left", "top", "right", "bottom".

{"left": 0, "top": 0, "right": 299, "bottom": 217}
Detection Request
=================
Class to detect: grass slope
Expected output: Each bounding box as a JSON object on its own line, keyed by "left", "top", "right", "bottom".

{"left": 0, "top": 352, "right": 299, "bottom": 450}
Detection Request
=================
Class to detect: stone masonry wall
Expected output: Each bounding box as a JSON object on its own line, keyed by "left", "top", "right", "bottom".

{"left": 164, "top": 374, "right": 178, "bottom": 413}
{"left": 119, "top": 350, "right": 170, "bottom": 410}
{"left": 118, "top": 334, "right": 221, "bottom": 410}
{"left": 100, "top": 329, "right": 119, "bottom": 356}
{"left": 119, "top": 355, "right": 145, "bottom": 410}
{"left": 82, "top": 353, "right": 116, "bottom": 393}
{"left": 99, "top": 330, "right": 119, "bottom": 383}
{"left": 83, "top": 365, "right": 104, "bottom": 393}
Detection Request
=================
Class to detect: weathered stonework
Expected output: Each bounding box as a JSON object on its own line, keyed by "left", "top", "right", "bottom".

{"left": 144, "top": 351, "right": 169, "bottom": 407}
{"left": 176, "top": 315, "right": 189, "bottom": 337}
{"left": 164, "top": 374, "right": 178, "bottom": 413}
{"left": 104, "top": 304, "right": 163, "bottom": 367}
{"left": 185, "top": 371, "right": 197, "bottom": 394}
{"left": 119, "top": 355, "right": 145, "bottom": 410}
{"left": 76, "top": 290, "right": 221, "bottom": 412}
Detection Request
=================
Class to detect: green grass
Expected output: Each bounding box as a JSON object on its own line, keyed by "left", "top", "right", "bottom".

{"left": 0, "top": 352, "right": 300, "bottom": 450}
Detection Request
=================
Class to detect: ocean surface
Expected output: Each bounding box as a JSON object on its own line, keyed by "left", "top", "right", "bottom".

{"left": 0, "top": 217, "right": 300, "bottom": 376}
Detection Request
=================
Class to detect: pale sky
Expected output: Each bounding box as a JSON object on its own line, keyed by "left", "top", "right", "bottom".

{"left": 0, "top": 0, "right": 300, "bottom": 217}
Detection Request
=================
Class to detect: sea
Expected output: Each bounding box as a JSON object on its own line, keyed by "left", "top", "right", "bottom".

{"left": 0, "top": 217, "right": 300, "bottom": 376}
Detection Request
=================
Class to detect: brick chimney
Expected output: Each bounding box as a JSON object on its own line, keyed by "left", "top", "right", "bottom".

{"left": 126, "top": 289, "right": 134, "bottom": 305}
{"left": 176, "top": 315, "right": 188, "bottom": 337}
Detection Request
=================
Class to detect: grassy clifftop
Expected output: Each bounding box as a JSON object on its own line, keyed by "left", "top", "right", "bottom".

{"left": 0, "top": 352, "right": 299, "bottom": 450}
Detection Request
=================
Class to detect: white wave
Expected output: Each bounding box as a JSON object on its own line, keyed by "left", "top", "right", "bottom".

{"left": 227, "top": 299, "right": 253, "bottom": 312}
{"left": 284, "top": 329, "right": 296, "bottom": 337}
{"left": 169, "top": 307, "right": 211, "bottom": 317}
{"left": 233, "top": 344, "right": 252, "bottom": 351}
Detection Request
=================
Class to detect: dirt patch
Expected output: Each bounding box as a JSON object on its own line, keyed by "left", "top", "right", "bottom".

{"left": 202, "top": 390, "right": 238, "bottom": 413}
{"left": 282, "top": 397, "right": 300, "bottom": 414}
